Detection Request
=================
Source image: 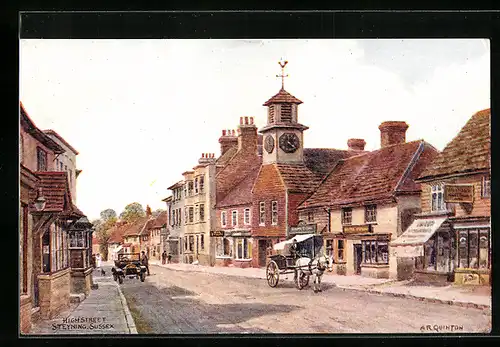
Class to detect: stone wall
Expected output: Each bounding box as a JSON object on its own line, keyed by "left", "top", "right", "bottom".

{"left": 70, "top": 267, "right": 93, "bottom": 296}
{"left": 20, "top": 295, "right": 32, "bottom": 334}
{"left": 38, "top": 268, "right": 71, "bottom": 319}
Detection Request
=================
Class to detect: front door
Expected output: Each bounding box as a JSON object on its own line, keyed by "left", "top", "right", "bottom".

{"left": 258, "top": 240, "right": 268, "bottom": 267}
{"left": 354, "top": 244, "right": 362, "bottom": 275}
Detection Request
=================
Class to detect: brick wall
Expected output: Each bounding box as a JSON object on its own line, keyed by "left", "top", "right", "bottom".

{"left": 216, "top": 204, "right": 253, "bottom": 230}
{"left": 420, "top": 173, "right": 490, "bottom": 217}
{"left": 252, "top": 165, "right": 287, "bottom": 237}
{"left": 287, "top": 192, "right": 311, "bottom": 228}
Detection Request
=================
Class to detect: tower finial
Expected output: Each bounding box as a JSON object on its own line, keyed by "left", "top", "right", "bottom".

{"left": 277, "top": 59, "right": 289, "bottom": 90}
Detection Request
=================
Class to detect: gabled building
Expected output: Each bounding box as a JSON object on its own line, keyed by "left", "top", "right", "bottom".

{"left": 299, "top": 122, "right": 439, "bottom": 279}
{"left": 148, "top": 211, "right": 169, "bottom": 261}
{"left": 122, "top": 217, "right": 150, "bottom": 254}
{"left": 106, "top": 221, "right": 131, "bottom": 261}
{"left": 20, "top": 102, "right": 89, "bottom": 333}
{"left": 249, "top": 72, "right": 362, "bottom": 268}
{"left": 392, "top": 108, "right": 491, "bottom": 285}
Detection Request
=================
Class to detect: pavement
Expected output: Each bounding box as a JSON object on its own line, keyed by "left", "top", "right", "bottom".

{"left": 30, "top": 264, "right": 137, "bottom": 335}
{"left": 150, "top": 260, "right": 491, "bottom": 311}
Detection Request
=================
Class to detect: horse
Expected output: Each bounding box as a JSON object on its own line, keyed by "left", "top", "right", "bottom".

{"left": 295, "top": 254, "right": 330, "bottom": 293}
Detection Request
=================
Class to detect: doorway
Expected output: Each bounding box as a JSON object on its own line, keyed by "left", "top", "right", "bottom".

{"left": 258, "top": 240, "right": 271, "bottom": 267}
{"left": 354, "top": 244, "right": 362, "bottom": 275}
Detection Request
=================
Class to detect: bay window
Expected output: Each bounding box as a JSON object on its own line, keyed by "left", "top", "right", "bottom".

{"left": 189, "top": 235, "right": 194, "bottom": 252}
{"left": 189, "top": 207, "right": 194, "bottom": 223}
{"left": 362, "top": 240, "right": 388, "bottom": 264}
{"left": 199, "top": 204, "right": 205, "bottom": 221}
{"left": 199, "top": 175, "right": 205, "bottom": 193}
{"left": 458, "top": 228, "right": 490, "bottom": 269}
{"left": 235, "top": 238, "right": 251, "bottom": 260}
{"left": 70, "top": 231, "right": 86, "bottom": 248}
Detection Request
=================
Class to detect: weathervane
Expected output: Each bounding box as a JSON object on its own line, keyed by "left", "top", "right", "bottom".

{"left": 277, "top": 59, "right": 289, "bottom": 90}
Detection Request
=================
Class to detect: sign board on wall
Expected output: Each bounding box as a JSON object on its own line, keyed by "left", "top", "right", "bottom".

{"left": 210, "top": 230, "right": 224, "bottom": 237}
{"left": 444, "top": 184, "right": 474, "bottom": 203}
{"left": 343, "top": 224, "right": 371, "bottom": 234}
{"left": 393, "top": 245, "right": 424, "bottom": 257}
{"left": 289, "top": 224, "right": 317, "bottom": 235}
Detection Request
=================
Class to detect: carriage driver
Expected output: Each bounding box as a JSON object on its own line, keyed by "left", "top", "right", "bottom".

{"left": 290, "top": 239, "right": 299, "bottom": 259}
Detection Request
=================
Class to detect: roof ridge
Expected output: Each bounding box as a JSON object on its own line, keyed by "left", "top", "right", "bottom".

{"left": 394, "top": 140, "right": 425, "bottom": 193}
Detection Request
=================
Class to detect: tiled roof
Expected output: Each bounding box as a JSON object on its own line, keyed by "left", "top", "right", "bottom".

{"left": 123, "top": 217, "right": 149, "bottom": 237}
{"left": 303, "top": 148, "right": 365, "bottom": 178}
{"left": 276, "top": 164, "right": 322, "bottom": 194}
{"left": 216, "top": 146, "right": 238, "bottom": 166}
{"left": 140, "top": 218, "right": 156, "bottom": 236}
{"left": 263, "top": 89, "right": 303, "bottom": 106}
{"left": 301, "top": 140, "right": 439, "bottom": 208}
{"left": 108, "top": 222, "right": 132, "bottom": 243}
{"left": 167, "top": 180, "right": 184, "bottom": 190}
{"left": 152, "top": 211, "right": 169, "bottom": 229}
{"left": 418, "top": 108, "right": 491, "bottom": 180}
{"left": 29, "top": 172, "right": 75, "bottom": 214}
{"left": 218, "top": 165, "right": 261, "bottom": 207}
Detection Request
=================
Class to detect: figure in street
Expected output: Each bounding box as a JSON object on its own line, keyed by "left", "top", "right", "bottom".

{"left": 167, "top": 253, "right": 172, "bottom": 264}
{"left": 161, "top": 251, "right": 167, "bottom": 265}
{"left": 141, "top": 251, "right": 150, "bottom": 275}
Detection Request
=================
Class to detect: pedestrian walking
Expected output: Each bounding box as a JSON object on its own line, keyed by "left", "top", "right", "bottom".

{"left": 167, "top": 253, "right": 172, "bottom": 264}
{"left": 141, "top": 251, "right": 150, "bottom": 275}
{"left": 96, "top": 253, "right": 102, "bottom": 269}
{"left": 161, "top": 251, "right": 167, "bottom": 265}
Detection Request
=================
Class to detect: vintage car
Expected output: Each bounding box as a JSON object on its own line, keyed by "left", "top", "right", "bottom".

{"left": 111, "top": 253, "right": 147, "bottom": 284}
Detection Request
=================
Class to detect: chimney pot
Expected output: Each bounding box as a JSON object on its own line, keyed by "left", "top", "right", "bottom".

{"left": 202, "top": 153, "right": 205, "bottom": 158}
{"left": 222, "top": 130, "right": 226, "bottom": 136}
{"left": 240, "top": 117, "right": 243, "bottom": 125}
{"left": 250, "top": 117, "right": 254, "bottom": 124}
{"left": 245, "top": 116, "right": 249, "bottom": 125}
{"left": 347, "top": 138, "right": 366, "bottom": 151}
{"left": 379, "top": 121, "right": 409, "bottom": 148}
{"left": 232, "top": 130, "right": 235, "bottom": 136}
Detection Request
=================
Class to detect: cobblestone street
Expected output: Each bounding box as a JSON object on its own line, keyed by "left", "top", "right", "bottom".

{"left": 119, "top": 264, "right": 491, "bottom": 334}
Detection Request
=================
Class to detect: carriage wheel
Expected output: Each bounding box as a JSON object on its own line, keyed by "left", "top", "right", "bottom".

{"left": 295, "top": 270, "right": 309, "bottom": 290}
{"left": 266, "top": 261, "right": 280, "bottom": 287}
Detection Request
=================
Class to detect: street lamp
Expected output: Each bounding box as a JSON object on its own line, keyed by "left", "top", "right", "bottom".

{"left": 34, "top": 188, "right": 46, "bottom": 211}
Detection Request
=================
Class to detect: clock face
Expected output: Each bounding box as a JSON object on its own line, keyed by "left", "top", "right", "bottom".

{"left": 279, "top": 133, "right": 300, "bottom": 153}
{"left": 264, "top": 135, "right": 275, "bottom": 153}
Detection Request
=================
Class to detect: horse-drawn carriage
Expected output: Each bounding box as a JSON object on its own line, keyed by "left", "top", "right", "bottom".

{"left": 266, "top": 234, "right": 329, "bottom": 292}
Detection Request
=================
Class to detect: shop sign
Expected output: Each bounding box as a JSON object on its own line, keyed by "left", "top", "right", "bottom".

{"left": 343, "top": 224, "right": 371, "bottom": 234}
{"left": 210, "top": 230, "right": 224, "bottom": 237}
{"left": 289, "top": 224, "right": 316, "bottom": 235}
{"left": 444, "top": 184, "right": 474, "bottom": 203}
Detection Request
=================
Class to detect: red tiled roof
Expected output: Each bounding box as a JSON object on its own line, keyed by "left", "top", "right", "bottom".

{"left": 123, "top": 217, "right": 149, "bottom": 237}
{"left": 152, "top": 211, "right": 169, "bottom": 228}
{"left": 276, "top": 164, "right": 322, "bottom": 194}
{"left": 303, "top": 148, "right": 366, "bottom": 178}
{"left": 29, "top": 172, "right": 74, "bottom": 213}
{"left": 263, "top": 89, "right": 303, "bottom": 106}
{"left": 216, "top": 146, "right": 238, "bottom": 166}
{"left": 300, "top": 140, "right": 439, "bottom": 208}
{"left": 139, "top": 217, "right": 156, "bottom": 236}
{"left": 418, "top": 108, "right": 491, "bottom": 181}
{"left": 108, "top": 222, "right": 132, "bottom": 243}
{"left": 218, "top": 165, "right": 261, "bottom": 207}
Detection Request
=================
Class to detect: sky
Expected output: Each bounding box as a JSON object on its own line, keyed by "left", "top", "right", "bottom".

{"left": 20, "top": 39, "right": 490, "bottom": 221}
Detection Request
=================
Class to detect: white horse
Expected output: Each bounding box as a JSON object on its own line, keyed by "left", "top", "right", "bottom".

{"left": 295, "top": 254, "right": 330, "bottom": 293}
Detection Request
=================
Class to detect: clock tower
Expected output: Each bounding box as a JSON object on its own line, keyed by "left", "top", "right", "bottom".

{"left": 260, "top": 60, "right": 309, "bottom": 165}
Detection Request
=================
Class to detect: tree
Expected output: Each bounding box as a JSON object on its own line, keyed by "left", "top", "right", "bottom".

{"left": 94, "top": 209, "right": 118, "bottom": 261}
{"left": 119, "top": 202, "right": 146, "bottom": 222}
{"left": 152, "top": 209, "right": 165, "bottom": 217}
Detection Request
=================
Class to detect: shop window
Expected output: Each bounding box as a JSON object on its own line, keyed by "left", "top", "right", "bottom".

{"left": 458, "top": 228, "right": 490, "bottom": 269}
{"left": 271, "top": 201, "right": 278, "bottom": 225}
{"left": 342, "top": 208, "right": 352, "bottom": 225}
{"left": 431, "top": 184, "right": 446, "bottom": 211}
{"left": 259, "top": 202, "right": 265, "bottom": 225}
{"left": 244, "top": 208, "right": 251, "bottom": 225}
{"left": 364, "top": 205, "right": 377, "bottom": 223}
{"left": 236, "top": 238, "right": 251, "bottom": 260}
{"left": 361, "top": 240, "right": 388, "bottom": 264}
{"left": 337, "top": 240, "right": 345, "bottom": 261}
{"left": 221, "top": 211, "right": 227, "bottom": 227}
{"left": 188, "top": 181, "right": 194, "bottom": 196}
{"left": 325, "top": 239, "right": 333, "bottom": 257}
{"left": 216, "top": 238, "right": 231, "bottom": 257}
{"left": 482, "top": 176, "right": 491, "bottom": 198}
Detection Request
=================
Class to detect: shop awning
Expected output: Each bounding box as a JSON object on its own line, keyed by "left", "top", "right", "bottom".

{"left": 391, "top": 217, "right": 447, "bottom": 249}
{"left": 274, "top": 234, "right": 316, "bottom": 251}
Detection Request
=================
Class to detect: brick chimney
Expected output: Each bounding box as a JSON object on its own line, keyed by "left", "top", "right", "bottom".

{"left": 379, "top": 121, "right": 409, "bottom": 148}
{"left": 237, "top": 116, "right": 258, "bottom": 153}
{"left": 198, "top": 152, "right": 216, "bottom": 164}
{"left": 218, "top": 129, "right": 238, "bottom": 155}
{"left": 146, "top": 205, "right": 152, "bottom": 217}
{"left": 347, "top": 138, "right": 366, "bottom": 151}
